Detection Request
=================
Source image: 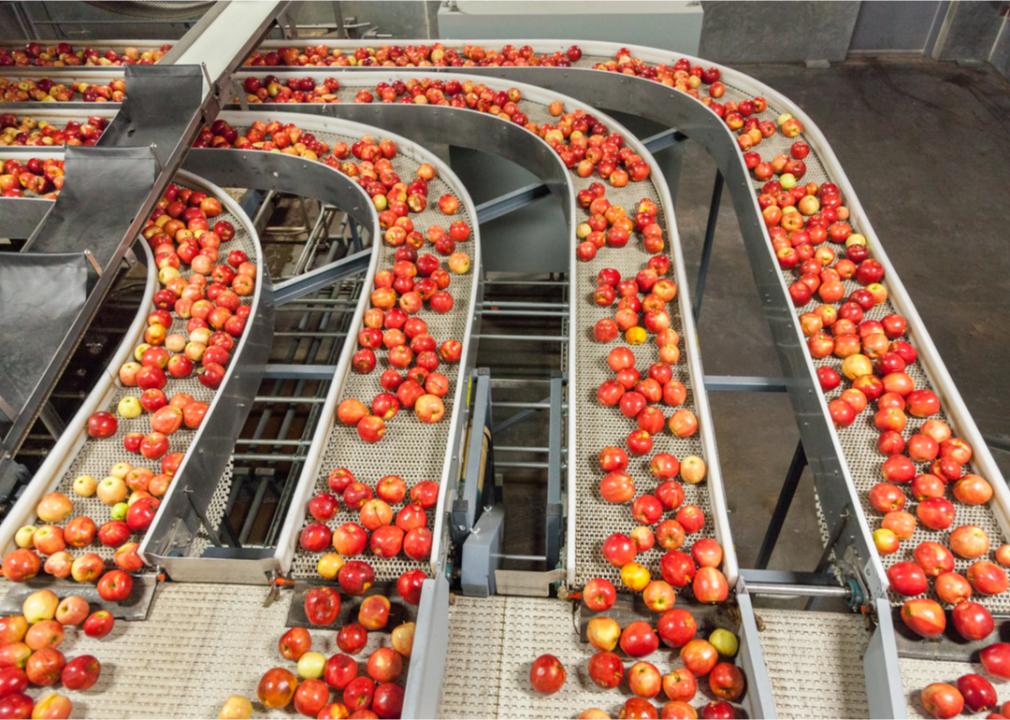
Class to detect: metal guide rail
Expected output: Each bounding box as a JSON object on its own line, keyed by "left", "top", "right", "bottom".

{"left": 0, "top": 170, "right": 267, "bottom": 575}
{"left": 249, "top": 111, "right": 483, "bottom": 585}
{"left": 228, "top": 68, "right": 739, "bottom": 592}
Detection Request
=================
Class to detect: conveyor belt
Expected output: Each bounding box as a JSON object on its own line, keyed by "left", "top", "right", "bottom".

{"left": 249, "top": 38, "right": 1010, "bottom": 614}
{"left": 441, "top": 595, "right": 765, "bottom": 718}
{"left": 230, "top": 70, "right": 739, "bottom": 592}
{"left": 239, "top": 112, "right": 482, "bottom": 582}
{"left": 0, "top": 172, "right": 265, "bottom": 568}
{"left": 756, "top": 608, "right": 871, "bottom": 719}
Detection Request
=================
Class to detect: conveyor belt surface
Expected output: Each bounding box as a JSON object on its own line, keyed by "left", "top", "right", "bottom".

{"left": 756, "top": 607, "right": 871, "bottom": 718}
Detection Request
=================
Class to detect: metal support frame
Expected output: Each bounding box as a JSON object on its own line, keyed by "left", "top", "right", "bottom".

{"left": 545, "top": 374, "right": 564, "bottom": 571}
{"left": 273, "top": 247, "right": 371, "bottom": 305}
{"left": 755, "top": 442, "right": 808, "bottom": 569}
{"left": 693, "top": 170, "right": 724, "bottom": 323}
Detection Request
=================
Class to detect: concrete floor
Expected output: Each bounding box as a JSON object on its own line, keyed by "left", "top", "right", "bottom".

{"left": 672, "top": 57, "right": 1010, "bottom": 569}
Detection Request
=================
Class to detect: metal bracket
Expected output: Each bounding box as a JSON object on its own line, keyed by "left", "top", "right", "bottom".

{"left": 452, "top": 369, "right": 493, "bottom": 544}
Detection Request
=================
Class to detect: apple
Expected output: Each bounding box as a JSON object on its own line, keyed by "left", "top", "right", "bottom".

{"left": 967, "top": 560, "right": 1008, "bottom": 595}
{"left": 54, "top": 596, "right": 88, "bottom": 627}
{"left": 957, "top": 673, "right": 997, "bottom": 713}
{"left": 72, "top": 474, "right": 97, "bottom": 497}
{"left": 921, "top": 683, "right": 963, "bottom": 719}
{"left": 366, "top": 647, "right": 402, "bottom": 683}
{"left": 583, "top": 578, "right": 617, "bottom": 611}
{"left": 629, "top": 661, "right": 663, "bottom": 699}
{"left": 680, "top": 639, "right": 719, "bottom": 676}
{"left": 337, "top": 560, "right": 374, "bottom": 596}
{"left": 323, "top": 653, "right": 358, "bottom": 690}
{"left": 82, "top": 610, "right": 114, "bottom": 638}
{"left": 529, "top": 654, "right": 565, "bottom": 694}
{"left": 23, "top": 590, "right": 58, "bottom": 624}
{"left": 86, "top": 411, "right": 117, "bottom": 439}
{"left": 951, "top": 601, "right": 994, "bottom": 641}
{"left": 342, "top": 675, "right": 375, "bottom": 712}
{"left": 587, "top": 616, "right": 622, "bottom": 652}
{"left": 887, "top": 562, "right": 928, "bottom": 596}
{"left": 950, "top": 525, "right": 990, "bottom": 559}
{"left": 901, "top": 598, "right": 945, "bottom": 637}
{"left": 953, "top": 475, "right": 993, "bottom": 505}
{"left": 642, "top": 580, "right": 677, "bottom": 612}
{"left": 60, "top": 655, "right": 100, "bottom": 691}
{"left": 257, "top": 667, "right": 297, "bottom": 709}
{"left": 358, "top": 595, "right": 391, "bottom": 631}
{"left": 621, "top": 621, "right": 660, "bottom": 658}
{"left": 36, "top": 493, "right": 73, "bottom": 524}
{"left": 0, "top": 616, "right": 28, "bottom": 647}
{"left": 587, "top": 651, "right": 624, "bottom": 689}
{"left": 709, "top": 663, "right": 745, "bottom": 702}
{"left": 603, "top": 533, "right": 637, "bottom": 567}
{"left": 96, "top": 569, "right": 133, "bottom": 602}
{"left": 304, "top": 587, "right": 340, "bottom": 626}
{"left": 980, "top": 643, "right": 1010, "bottom": 680}
{"left": 1, "top": 549, "right": 41, "bottom": 583}
{"left": 387, "top": 621, "right": 415, "bottom": 660}
{"left": 218, "top": 696, "right": 253, "bottom": 720}
{"left": 25, "top": 646, "right": 65, "bottom": 686}
{"left": 916, "top": 496, "right": 954, "bottom": 530}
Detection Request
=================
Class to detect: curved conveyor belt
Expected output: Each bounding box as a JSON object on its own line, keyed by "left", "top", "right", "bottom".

{"left": 244, "top": 38, "right": 1010, "bottom": 717}
{"left": 226, "top": 71, "right": 771, "bottom": 718}
{"left": 0, "top": 169, "right": 272, "bottom": 588}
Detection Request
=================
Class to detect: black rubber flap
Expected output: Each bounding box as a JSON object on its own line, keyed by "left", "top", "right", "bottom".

{"left": 0, "top": 252, "right": 90, "bottom": 422}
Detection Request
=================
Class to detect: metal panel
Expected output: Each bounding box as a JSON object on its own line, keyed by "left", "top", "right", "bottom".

{"left": 403, "top": 575, "right": 451, "bottom": 718}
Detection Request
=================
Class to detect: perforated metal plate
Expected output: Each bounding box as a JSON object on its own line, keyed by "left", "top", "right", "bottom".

{"left": 440, "top": 595, "right": 742, "bottom": 718}
{"left": 285, "top": 129, "right": 477, "bottom": 582}
{"left": 23, "top": 185, "right": 256, "bottom": 563}
{"left": 757, "top": 608, "right": 870, "bottom": 719}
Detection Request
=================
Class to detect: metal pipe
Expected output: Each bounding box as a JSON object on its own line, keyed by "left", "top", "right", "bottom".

{"left": 746, "top": 582, "right": 850, "bottom": 598}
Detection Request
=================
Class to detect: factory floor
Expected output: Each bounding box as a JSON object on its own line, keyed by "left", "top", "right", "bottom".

{"left": 489, "top": 57, "right": 1010, "bottom": 575}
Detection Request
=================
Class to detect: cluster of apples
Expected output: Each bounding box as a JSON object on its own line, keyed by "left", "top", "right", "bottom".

{"left": 0, "top": 77, "right": 125, "bottom": 103}
{"left": 0, "top": 588, "right": 117, "bottom": 719}
{"left": 0, "top": 157, "right": 63, "bottom": 198}
{"left": 576, "top": 186, "right": 666, "bottom": 264}
{"left": 5, "top": 457, "right": 160, "bottom": 584}
{"left": 242, "top": 42, "right": 584, "bottom": 68}
{"left": 531, "top": 591, "right": 745, "bottom": 718}
{"left": 193, "top": 119, "right": 331, "bottom": 161}
{"left": 0, "top": 113, "right": 107, "bottom": 147}
{"left": 299, "top": 467, "right": 438, "bottom": 566}
{"left": 0, "top": 42, "right": 170, "bottom": 67}
{"left": 336, "top": 147, "right": 468, "bottom": 444}
{"left": 240, "top": 75, "right": 342, "bottom": 104}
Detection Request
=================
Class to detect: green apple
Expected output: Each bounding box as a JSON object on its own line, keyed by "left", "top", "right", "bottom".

{"left": 296, "top": 651, "right": 326, "bottom": 680}
{"left": 117, "top": 395, "right": 142, "bottom": 419}
{"left": 709, "top": 627, "right": 739, "bottom": 657}
{"left": 110, "top": 502, "right": 129, "bottom": 521}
